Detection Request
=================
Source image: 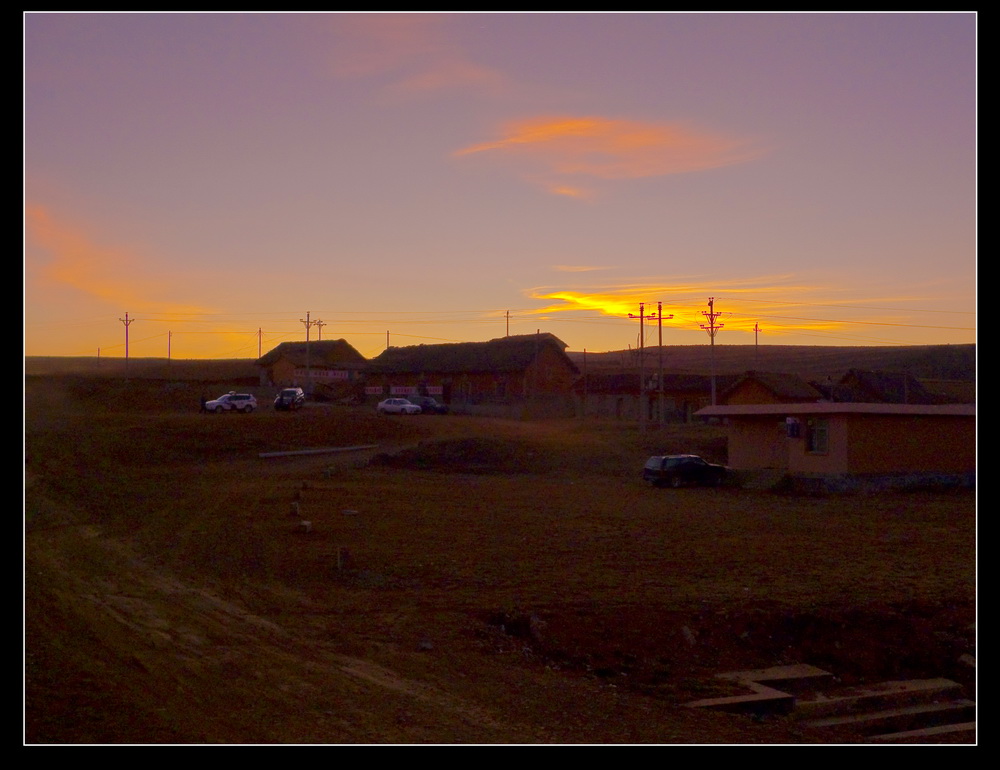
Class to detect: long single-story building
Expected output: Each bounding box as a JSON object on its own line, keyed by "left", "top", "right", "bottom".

{"left": 365, "top": 333, "right": 579, "bottom": 417}
{"left": 696, "top": 402, "right": 975, "bottom": 491}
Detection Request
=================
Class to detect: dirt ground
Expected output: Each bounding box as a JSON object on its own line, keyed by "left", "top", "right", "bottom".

{"left": 24, "top": 376, "right": 976, "bottom": 744}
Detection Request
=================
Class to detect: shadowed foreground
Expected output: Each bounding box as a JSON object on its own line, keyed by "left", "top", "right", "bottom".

{"left": 25, "top": 376, "right": 975, "bottom": 743}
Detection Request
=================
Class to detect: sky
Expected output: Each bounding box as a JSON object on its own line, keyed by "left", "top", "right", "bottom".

{"left": 24, "top": 12, "right": 977, "bottom": 360}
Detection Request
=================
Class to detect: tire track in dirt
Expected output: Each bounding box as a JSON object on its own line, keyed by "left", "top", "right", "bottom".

{"left": 26, "top": 514, "right": 534, "bottom": 742}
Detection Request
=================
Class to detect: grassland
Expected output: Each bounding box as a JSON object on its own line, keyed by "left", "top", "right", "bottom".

{"left": 24, "top": 374, "right": 975, "bottom": 744}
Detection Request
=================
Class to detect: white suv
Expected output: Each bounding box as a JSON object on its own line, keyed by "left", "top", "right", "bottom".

{"left": 206, "top": 392, "right": 258, "bottom": 414}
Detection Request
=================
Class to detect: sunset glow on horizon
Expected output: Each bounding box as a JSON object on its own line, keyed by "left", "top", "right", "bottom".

{"left": 24, "top": 12, "right": 976, "bottom": 360}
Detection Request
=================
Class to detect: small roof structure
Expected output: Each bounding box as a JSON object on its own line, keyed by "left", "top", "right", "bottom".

{"left": 720, "top": 370, "right": 824, "bottom": 404}
{"left": 255, "top": 339, "right": 366, "bottom": 368}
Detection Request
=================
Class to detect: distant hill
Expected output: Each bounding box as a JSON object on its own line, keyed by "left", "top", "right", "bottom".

{"left": 567, "top": 344, "right": 976, "bottom": 382}
{"left": 24, "top": 357, "right": 260, "bottom": 382}
{"left": 25, "top": 344, "right": 975, "bottom": 384}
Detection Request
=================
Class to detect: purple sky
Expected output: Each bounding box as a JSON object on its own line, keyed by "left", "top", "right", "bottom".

{"left": 24, "top": 12, "right": 977, "bottom": 359}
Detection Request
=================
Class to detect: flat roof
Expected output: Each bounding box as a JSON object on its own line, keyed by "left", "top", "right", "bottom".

{"left": 696, "top": 402, "right": 975, "bottom": 418}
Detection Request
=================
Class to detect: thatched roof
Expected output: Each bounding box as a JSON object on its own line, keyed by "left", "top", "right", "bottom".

{"left": 366, "top": 333, "right": 577, "bottom": 375}
{"left": 256, "top": 339, "right": 366, "bottom": 368}
{"left": 721, "top": 371, "right": 824, "bottom": 403}
{"left": 831, "top": 369, "right": 940, "bottom": 405}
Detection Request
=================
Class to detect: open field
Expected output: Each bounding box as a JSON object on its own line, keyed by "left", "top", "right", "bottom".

{"left": 24, "top": 375, "right": 975, "bottom": 744}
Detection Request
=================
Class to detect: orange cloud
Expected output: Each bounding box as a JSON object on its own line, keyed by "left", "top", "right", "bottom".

{"left": 456, "top": 115, "right": 765, "bottom": 193}
{"left": 25, "top": 205, "right": 208, "bottom": 316}
{"left": 523, "top": 277, "right": 902, "bottom": 337}
{"left": 543, "top": 182, "right": 596, "bottom": 200}
{"left": 26, "top": 205, "right": 151, "bottom": 306}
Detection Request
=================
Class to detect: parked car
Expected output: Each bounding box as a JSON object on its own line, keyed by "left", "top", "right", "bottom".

{"left": 407, "top": 395, "right": 449, "bottom": 414}
{"left": 274, "top": 387, "right": 306, "bottom": 411}
{"left": 643, "top": 454, "right": 728, "bottom": 488}
{"left": 206, "top": 392, "right": 258, "bottom": 414}
{"left": 377, "top": 398, "right": 421, "bottom": 415}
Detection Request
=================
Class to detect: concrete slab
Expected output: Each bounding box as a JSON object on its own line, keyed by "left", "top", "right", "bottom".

{"left": 795, "top": 678, "right": 965, "bottom": 718}
{"left": 866, "top": 721, "right": 976, "bottom": 743}
{"left": 803, "top": 699, "right": 975, "bottom": 734}
{"left": 685, "top": 680, "right": 795, "bottom": 716}
{"left": 716, "top": 664, "right": 835, "bottom": 692}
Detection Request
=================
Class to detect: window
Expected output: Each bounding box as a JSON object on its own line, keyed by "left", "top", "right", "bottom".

{"left": 805, "top": 418, "right": 829, "bottom": 454}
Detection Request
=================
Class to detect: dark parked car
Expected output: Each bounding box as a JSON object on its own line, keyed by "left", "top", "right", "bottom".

{"left": 407, "top": 395, "right": 449, "bottom": 414}
{"left": 274, "top": 387, "right": 305, "bottom": 411}
{"left": 643, "top": 454, "right": 728, "bottom": 488}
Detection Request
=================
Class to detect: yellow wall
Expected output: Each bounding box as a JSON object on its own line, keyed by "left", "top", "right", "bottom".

{"left": 845, "top": 415, "right": 974, "bottom": 473}
{"left": 728, "top": 412, "right": 975, "bottom": 475}
{"left": 729, "top": 418, "right": 788, "bottom": 469}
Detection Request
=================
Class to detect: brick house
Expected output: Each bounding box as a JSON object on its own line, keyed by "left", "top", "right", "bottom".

{"left": 695, "top": 402, "right": 975, "bottom": 491}
{"left": 365, "top": 333, "right": 579, "bottom": 417}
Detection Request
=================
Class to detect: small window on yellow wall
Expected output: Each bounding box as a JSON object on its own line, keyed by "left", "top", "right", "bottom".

{"left": 805, "top": 418, "right": 829, "bottom": 453}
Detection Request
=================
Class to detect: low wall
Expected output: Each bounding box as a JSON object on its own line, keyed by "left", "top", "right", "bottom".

{"left": 771, "top": 471, "right": 976, "bottom": 494}
{"left": 449, "top": 396, "right": 577, "bottom": 419}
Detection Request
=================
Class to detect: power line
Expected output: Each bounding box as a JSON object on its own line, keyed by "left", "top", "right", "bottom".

{"left": 716, "top": 296, "right": 976, "bottom": 315}
{"left": 722, "top": 313, "right": 974, "bottom": 331}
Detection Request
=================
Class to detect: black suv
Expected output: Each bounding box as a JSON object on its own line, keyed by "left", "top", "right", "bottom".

{"left": 407, "top": 395, "right": 449, "bottom": 414}
{"left": 274, "top": 387, "right": 306, "bottom": 411}
{"left": 643, "top": 454, "right": 728, "bottom": 488}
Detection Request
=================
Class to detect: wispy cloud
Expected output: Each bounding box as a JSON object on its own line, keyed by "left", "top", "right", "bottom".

{"left": 25, "top": 205, "right": 208, "bottom": 315}
{"left": 543, "top": 183, "right": 596, "bottom": 201}
{"left": 455, "top": 115, "right": 765, "bottom": 196}
{"left": 551, "top": 264, "right": 613, "bottom": 273}
{"left": 328, "top": 14, "right": 511, "bottom": 99}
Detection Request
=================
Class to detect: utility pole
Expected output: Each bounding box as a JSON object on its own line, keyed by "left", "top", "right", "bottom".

{"left": 315, "top": 319, "right": 326, "bottom": 340}
{"left": 258, "top": 328, "right": 263, "bottom": 359}
{"left": 700, "top": 298, "right": 725, "bottom": 406}
{"left": 505, "top": 310, "right": 510, "bottom": 337}
{"left": 168, "top": 330, "right": 172, "bottom": 362}
{"left": 629, "top": 303, "right": 657, "bottom": 432}
{"left": 753, "top": 322, "right": 763, "bottom": 368}
{"left": 656, "top": 302, "right": 674, "bottom": 428}
{"left": 530, "top": 329, "right": 540, "bottom": 416}
{"left": 300, "top": 311, "right": 319, "bottom": 393}
{"left": 119, "top": 312, "right": 134, "bottom": 380}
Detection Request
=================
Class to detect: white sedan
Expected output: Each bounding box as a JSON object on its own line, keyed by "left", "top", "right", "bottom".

{"left": 377, "top": 398, "right": 421, "bottom": 415}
